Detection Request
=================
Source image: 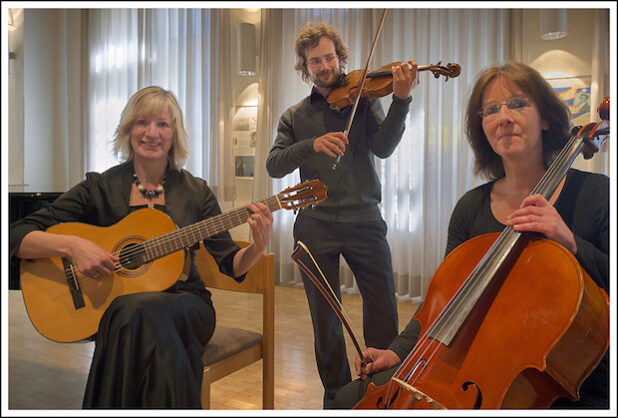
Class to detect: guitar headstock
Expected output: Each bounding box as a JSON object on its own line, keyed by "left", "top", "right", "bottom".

{"left": 279, "top": 179, "right": 327, "bottom": 212}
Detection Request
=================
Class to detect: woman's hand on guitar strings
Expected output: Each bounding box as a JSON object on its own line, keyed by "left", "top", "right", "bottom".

{"left": 69, "top": 235, "right": 119, "bottom": 279}
{"left": 246, "top": 202, "right": 273, "bottom": 252}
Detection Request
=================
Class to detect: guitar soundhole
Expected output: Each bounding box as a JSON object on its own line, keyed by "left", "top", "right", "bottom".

{"left": 118, "top": 243, "right": 145, "bottom": 270}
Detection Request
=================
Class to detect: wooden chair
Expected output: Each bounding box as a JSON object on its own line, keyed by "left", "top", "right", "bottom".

{"left": 194, "top": 240, "right": 275, "bottom": 409}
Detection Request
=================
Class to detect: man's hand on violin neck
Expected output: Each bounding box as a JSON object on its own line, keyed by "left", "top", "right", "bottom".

{"left": 392, "top": 59, "right": 419, "bottom": 99}
{"left": 313, "top": 132, "right": 349, "bottom": 158}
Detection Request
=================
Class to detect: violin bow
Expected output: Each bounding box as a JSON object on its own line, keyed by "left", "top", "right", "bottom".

{"left": 332, "top": 8, "right": 389, "bottom": 170}
{"left": 292, "top": 241, "right": 374, "bottom": 365}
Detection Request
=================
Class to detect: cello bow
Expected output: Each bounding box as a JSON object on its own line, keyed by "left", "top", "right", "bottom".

{"left": 292, "top": 241, "right": 373, "bottom": 365}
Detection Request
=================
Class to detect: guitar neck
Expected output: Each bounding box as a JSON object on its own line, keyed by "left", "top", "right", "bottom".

{"left": 142, "top": 196, "right": 281, "bottom": 261}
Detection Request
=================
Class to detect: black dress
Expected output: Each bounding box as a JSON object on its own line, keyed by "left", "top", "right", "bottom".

{"left": 10, "top": 162, "right": 244, "bottom": 408}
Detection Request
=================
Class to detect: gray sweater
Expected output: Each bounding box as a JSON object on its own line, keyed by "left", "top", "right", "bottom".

{"left": 266, "top": 88, "right": 412, "bottom": 222}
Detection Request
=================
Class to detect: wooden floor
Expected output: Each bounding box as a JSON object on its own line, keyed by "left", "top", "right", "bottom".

{"left": 7, "top": 286, "right": 418, "bottom": 410}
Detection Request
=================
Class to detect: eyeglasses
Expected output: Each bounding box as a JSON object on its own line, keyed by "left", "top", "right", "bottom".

{"left": 478, "top": 96, "right": 531, "bottom": 119}
{"left": 306, "top": 54, "right": 338, "bottom": 67}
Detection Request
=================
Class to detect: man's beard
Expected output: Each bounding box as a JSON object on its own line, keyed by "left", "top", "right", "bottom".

{"left": 312, "top": 68, "right": 343, "bottom": 88}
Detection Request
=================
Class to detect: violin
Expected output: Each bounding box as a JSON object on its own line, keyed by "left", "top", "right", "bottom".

{"left": 327, "top": 61, "right": 462, "bottom": 110}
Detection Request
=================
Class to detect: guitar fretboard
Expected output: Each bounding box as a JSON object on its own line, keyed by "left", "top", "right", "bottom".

{"left": 141, "top": 196, "right": 281, "bottom": 262}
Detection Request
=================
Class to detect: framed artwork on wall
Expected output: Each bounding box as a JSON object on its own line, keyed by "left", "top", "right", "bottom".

{"left": 235, "top": 155, "right": 254, "bottom": 178}
{"left": 547, "top": 76, "right": 591, "bottom": 127}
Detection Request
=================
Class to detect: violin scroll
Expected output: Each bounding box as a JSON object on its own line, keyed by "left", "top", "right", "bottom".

{"left": 422, "top": 62, "right": 462, "bottom": 81}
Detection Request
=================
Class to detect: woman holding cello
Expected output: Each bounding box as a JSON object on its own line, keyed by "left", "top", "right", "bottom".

{"left": 332, "top": 61, "right": 609, "bottom": 409}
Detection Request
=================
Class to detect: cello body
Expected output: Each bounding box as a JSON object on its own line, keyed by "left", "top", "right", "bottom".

{"left": 355, "top": 233, "right": 609, "bottom": 409}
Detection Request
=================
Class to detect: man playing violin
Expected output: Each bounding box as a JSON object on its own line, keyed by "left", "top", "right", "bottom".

{"left": 266, "top": 22, "right": 419, "bottom": 408}
{"left": 331, "top": 61, "right": 608, "bottom": 410}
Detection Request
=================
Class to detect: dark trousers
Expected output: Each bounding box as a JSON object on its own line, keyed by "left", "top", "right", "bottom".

{"left": 293, "top": 214, "right": 399, "bottom": 408}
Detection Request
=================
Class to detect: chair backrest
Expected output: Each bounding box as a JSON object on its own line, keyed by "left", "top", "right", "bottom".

{"left": 195, "top": 240, "right": 274, "bottom": 293}
{"left": 194, "top": 240, "right": 276, "bottom": 409}
{"left": 195, "top": 240, "right": 275, "bottom": 335}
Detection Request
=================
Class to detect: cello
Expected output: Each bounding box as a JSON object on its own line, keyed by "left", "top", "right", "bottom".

{"left": 351, "top": 97, "right": 610, "bottom": 409}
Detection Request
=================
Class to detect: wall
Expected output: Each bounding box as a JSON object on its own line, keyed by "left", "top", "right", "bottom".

{"left": 521, "top": 9, "right": 610, "bottom": 173}
{"left": 8, "top": 8, "right": 85, "bottom": 191}
{"left": 228, "top": 9, "right": 261, "bottom": 241}
{"left": 22, "top": 10, "right": 62, "bottom": 189}
{"left": 8, "top": 8, "right": 24, "bottom": 186}
{"left": 522, "top": 9, "right": 597, "bottom": 76}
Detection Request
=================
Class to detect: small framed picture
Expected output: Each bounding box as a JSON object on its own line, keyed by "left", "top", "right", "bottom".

{"left": 235, "top": 156, "right": 255, "bottom": 178}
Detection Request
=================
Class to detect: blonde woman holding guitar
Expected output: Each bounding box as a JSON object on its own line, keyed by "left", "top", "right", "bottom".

{"left": 10, "top": 86, "right": 274, "bottom": 408}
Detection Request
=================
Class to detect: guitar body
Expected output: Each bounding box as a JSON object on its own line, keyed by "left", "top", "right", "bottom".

{"left": 17, "top": 179, "right": 328, "bottom": 343}
{"left": 20, "top": 209, "right": 186, "bottom": 343}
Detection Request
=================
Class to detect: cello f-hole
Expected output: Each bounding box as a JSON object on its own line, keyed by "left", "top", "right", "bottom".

{"left": 461, "top": 381, "right": 483, "bottom": 409}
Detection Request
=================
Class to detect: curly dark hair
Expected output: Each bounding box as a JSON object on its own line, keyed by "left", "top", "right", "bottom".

{"left": 294, "top": 22, "right": 349, "bottom": 84}
{"left": 464, "top": 61, "right": 571, "bottom": 180}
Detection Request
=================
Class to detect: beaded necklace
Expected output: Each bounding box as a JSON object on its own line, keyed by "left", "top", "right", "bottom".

{"left": 133, "top": 173, "right": 165, "bottom": 198}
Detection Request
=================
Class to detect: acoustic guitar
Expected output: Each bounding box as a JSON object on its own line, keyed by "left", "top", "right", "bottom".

{"left": 20, "top": 179, "right": 327, "bottom": 343}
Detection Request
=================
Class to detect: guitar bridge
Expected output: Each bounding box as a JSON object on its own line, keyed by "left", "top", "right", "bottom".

{"left": 62, "top": 258, "right": 85, "bottom": 310}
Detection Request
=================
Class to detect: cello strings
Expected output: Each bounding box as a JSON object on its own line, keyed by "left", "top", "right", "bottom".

{"left": 388, "top": 226, "right": 521, "bottom": 405}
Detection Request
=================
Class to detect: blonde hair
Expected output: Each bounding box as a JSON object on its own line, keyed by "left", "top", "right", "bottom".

{"left": 113, "top": 86, "right": 189, "bottom": 170}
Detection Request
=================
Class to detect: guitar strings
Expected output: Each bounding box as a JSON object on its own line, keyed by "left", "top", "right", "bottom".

{"left": 62, "top": 196, "right": 282, "bottom": 277}
{"left": 62, "top": 178, "right": 325, "bottom": 278}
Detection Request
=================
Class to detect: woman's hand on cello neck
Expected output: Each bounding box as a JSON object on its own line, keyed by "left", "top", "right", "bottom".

{"left": 506, "top": 193, "right": 577, "bottom": 254}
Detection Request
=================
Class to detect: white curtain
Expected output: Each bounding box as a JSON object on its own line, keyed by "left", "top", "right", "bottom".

{"left": 374, "top": 9, "right": 511, "bottom": 301}
{"left": 85, "top": 8, "right": 236, "bottom": 201}
{"left": 256, "top": 9, "right": 512, "bottom": 300}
